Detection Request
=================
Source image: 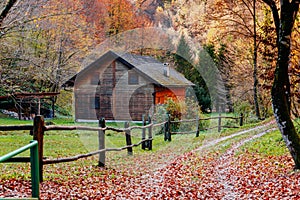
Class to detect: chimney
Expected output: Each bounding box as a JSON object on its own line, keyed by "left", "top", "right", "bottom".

{"left": 163, "top": 63, "right": 170, "bottom": 77}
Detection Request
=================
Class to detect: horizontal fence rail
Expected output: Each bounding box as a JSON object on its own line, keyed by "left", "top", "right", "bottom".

{"left": 43, "top": 138, "right": 153, "bottom": 165}
{"left": 45, "top": 123, "right": 155, "bottom": 132}
{"left": 166, "top": 113, "right": 244, "bottom": 140}
{"left": 0, "top": 140, "right": 39, "bottom": 198}
{"left": 0, "top": 125, "right": 33, "bottom": 131}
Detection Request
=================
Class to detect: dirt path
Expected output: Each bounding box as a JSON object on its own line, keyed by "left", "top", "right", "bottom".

{"left": 114, "top": 120, "right": 278, "bottom": 199}
{"left": 193, "top": 120, "right": 276, "bottom": 153}
{"left": 216, "top": 127, "right": 277, "bottom": 199}
{"left": 89, "top": 119, "right": 298, "bottom": 199}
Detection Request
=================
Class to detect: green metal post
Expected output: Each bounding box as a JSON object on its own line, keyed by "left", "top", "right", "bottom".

{"left": 30, "top": 140, "right": 40, "bottom": 198}
{"left": 0, "top": 140, "right": 39, "bottom": 199}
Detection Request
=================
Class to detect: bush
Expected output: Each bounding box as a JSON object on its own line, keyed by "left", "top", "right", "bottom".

{"left": 55, "top": 90, "right": 73, "bottom": 116}
{"left": 233, "top": 100, "right": 252, "bottom": 119}
{"left": 154, "top": 98, "right": 208, "bottom": 133}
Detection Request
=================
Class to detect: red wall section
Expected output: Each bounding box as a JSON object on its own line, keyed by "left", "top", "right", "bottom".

{"left": 154, "top": 87, "right": 186, "bottom": 104}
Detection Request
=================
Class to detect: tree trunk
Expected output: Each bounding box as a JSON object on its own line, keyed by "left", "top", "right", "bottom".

{"left": 269, "top": 1, "right": 300, "bottom": 169}
{"left": 253, "top": 0, "right": 261, "bottom": 119}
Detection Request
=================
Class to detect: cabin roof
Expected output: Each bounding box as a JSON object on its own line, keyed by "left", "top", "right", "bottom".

{"left": 63, "top": 50, "right": 194, "bottom": 87}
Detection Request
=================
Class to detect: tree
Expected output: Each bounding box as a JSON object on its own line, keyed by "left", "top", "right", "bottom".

{"left": 290, "top": 16, "right": 300, "bottom": 118}
{"left": 0, "top": 0, "right": 92, "bottom": 95}
{"left": 206, "top": 0, "right": 262, "bottom": 118}
{"left": 174, "top": 35, "right": 211, "bottom": 112}
{"left": 252, "top": 0, "right": 261, "bottom": 119}
{"left": 0, "top": 0, "right": 41, "bottom": 39}
{"left": 81, "top": 0, "right": 151, "bottom": 41}
{"left": 257, "top": 5, "right": 278, "bottom": 118}
{"left": 262, "top": 0, "right": 300, "bottom": 169}
{"left": 0, "top": 0, "right": 44, "bottom": 95}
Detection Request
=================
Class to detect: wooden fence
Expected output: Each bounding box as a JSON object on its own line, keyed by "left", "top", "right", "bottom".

{"left": 163, "top": 113, "right": 244, "bottom": 141}
{"left": 0, "top": 113, "right": 243, "bottom": 181}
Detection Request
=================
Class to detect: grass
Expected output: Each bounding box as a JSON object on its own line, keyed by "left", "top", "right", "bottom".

{"left": 200, "top": 118, "right": 278, "bottom": 155}
{"left": 0, "top": 117, "right": 33, "bottom": 125}
{"left": 236, "top": 118, "right": 300, "bottom": 156}
{"left": 237, "top": 130, "right": 289, "bottom": 156}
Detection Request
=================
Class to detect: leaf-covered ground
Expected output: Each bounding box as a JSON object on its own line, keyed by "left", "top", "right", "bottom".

{"left": 1, "top": 125, "right": 300, "bottom": 199}
{"left": 1, "top": 151, "right": 299, "bottom": 199}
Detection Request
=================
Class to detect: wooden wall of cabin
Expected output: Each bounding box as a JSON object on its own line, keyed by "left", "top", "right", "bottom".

{"left": 112, "top": 62, "right": 154, "bottom": 121}
{"left": 75, "top": 60, "right": 155, "bottom": 121}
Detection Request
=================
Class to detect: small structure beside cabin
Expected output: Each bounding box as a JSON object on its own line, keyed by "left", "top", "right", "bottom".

{"left": 0, "top": 92, "right": 59, "bottom": 119}
{"left": 63, "top": 51, "right": 194, "bottom": 121}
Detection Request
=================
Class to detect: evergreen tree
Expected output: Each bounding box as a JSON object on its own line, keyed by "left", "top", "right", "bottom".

{"left": 174, "top": 35, "right": 211, "bottom": 112}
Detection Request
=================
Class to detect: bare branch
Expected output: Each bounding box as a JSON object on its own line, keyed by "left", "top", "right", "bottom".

{"left": 0, "top": 0, "right": 18, "bottom": 27}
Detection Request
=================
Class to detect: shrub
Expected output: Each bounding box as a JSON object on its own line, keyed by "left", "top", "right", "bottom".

{"left": 154, "top": 98, "right": 208, "bottom": 133}
{"left": 55, "top": 90, "right": 73, "bottom": 116}
{"left": 233, "top": 100, "right": 252, "bottom": 119}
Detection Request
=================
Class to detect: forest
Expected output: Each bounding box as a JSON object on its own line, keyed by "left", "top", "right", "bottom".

{"left": 0, "top": 0, "right": 300, "bottom": 198}
{"left": 0, "top": 0, "right": 299, "bottom": 117}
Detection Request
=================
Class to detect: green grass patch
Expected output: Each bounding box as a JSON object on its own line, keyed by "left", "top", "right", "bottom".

{"left": 236, "top": 118, "right": 299, "bottom": 156}
{"left": 0, "top": 117, "right": 33, "bottom": 125}
{"left": 237, "top": 130, "right": 288, "bottom": 156}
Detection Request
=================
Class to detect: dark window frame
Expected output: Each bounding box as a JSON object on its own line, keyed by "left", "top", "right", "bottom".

{"left": 128, "top": 71, "right": 139, "bottom": 85}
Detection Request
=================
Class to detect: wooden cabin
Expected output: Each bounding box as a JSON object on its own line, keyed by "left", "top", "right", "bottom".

{"left": 63, "top": 51, "right": 194, "bottom": 121}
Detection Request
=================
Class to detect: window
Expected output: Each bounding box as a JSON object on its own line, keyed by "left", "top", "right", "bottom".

{"left": 128, "top": 72, "right": 139, "bottom": 85}
{"left": 94, "top": 96, "right": 100, "bottom": 109}
{"left": 90, "top": 96, "right": 100, "bottom": 109}
{"left": 91, "top": 73, "right": 100, "bottom": 85}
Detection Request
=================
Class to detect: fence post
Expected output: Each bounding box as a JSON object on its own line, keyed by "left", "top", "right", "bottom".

{"left": 30, "top": 140, "right": 40, "bottom": 198}
{"left": 142, "top": 115, "right": 146, "bottom": 150}
{"left": 148, "top": 116, "right": 153, "bottom": 150}
{"left": 166, "top": 114, "right": 171, "bottom": 141}
{"left": 218, "top": 113, "right": 221, "bottom": 132}
{"left": 98, "top": 118, "right": 106, "bottom": 167}
{"left": 125, "top": 121, "right": 133, "bottom": 155}
{"left": 240, "top": 113, "right": 244, "bottom": 126}
{"left": 196, "top": 115, "right": 200, "bottom": 137}
{"left": 33, "top": 115, "right": 44, "bottom": 182}
{"left": 164, "top": 114, "right": 168, "bottom": 141}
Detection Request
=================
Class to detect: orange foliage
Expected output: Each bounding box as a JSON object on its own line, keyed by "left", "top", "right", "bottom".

{"left": 290, "top": 15, "right": 300, "bottom": 116}
{"left": 81, "top": 0, "right": 152, "bottom": 42}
